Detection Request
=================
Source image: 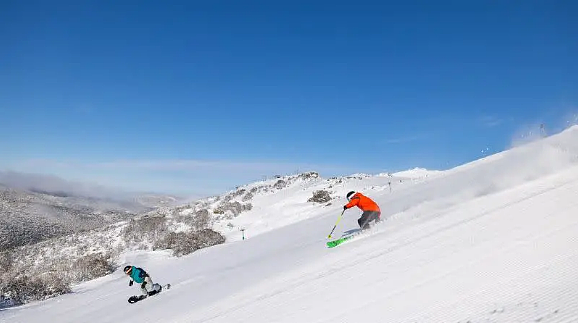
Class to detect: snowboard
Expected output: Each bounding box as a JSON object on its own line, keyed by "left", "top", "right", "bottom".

{"left": 128, "top": 283, "right": 171, "bottom": 304}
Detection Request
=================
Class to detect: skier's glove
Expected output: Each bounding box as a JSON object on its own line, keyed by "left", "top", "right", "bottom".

{"left": 129, "top": 280, "right": 133, "bottom": 286}
{"left": 343, "top": 205, "right": 347, "bottom": 210}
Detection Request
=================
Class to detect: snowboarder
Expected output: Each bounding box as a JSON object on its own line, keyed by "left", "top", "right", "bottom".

{"left": 343, "top": 191, "right": 381, "bottom": 230}
{"left": 124, "top": 265, "right": 162, "bottom": 296}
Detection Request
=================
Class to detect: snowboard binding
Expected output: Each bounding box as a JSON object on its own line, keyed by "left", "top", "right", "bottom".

{"left": 127, "top": 283, "right": 171, "bottom": 304}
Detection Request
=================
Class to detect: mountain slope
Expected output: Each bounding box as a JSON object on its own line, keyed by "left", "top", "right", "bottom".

{"left": 163, "top": 170, "right": 436, "bottom": 241}
{"left": 0, "top": 187, "right": 141, "bottom": 250}
{"left": 2, "top": 126, "right": 578, "bottom": 323}
{"left": 0, "top": 177, "right": 181, "bottom": 251}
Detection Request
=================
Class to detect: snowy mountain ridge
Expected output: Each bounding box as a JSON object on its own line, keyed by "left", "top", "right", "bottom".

{"left": 0, "top": 186, "right": 142, "bottom": 251}
{"left": 150, "top": 168, "right": 440, "bottom": 241}
{"left": 390, "top": 167, "right": 444, "bottom": 178}
{"left": 0, "top": 172, "right": 182, "bottom": 251}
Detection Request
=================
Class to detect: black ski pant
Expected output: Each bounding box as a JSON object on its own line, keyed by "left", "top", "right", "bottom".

{"left": 358, "top": 211, "right": 381, "bottom": 229}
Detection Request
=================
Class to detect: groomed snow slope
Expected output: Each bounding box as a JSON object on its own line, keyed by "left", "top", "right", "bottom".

{"left": 3, "top": 126, "right": 578, "bottom": 323}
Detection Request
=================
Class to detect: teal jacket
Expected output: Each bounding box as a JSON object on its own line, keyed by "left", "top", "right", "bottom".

{"left": 128, "top": 266, "right": 148, "bottom": 284}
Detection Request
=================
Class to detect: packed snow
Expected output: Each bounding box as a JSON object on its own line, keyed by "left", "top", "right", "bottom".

{"left": 2, "top": 126, "right": 578, "bottom": 323}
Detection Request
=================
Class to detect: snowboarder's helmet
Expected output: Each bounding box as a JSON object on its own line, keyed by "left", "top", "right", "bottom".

{"left": 346, "top": 191, "right": 356, "bottom": 201}
{"left": 124, "top": 265, "right": 132, "bottom": 274}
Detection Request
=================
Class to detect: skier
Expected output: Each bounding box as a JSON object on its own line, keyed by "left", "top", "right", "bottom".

{"left": 343, "top": 191, "right": 381, "bottom": 230}
{"left": 124, "top": 265, "right": 162, "bottom": 297}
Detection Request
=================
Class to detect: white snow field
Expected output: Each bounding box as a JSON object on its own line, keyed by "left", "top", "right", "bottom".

{"left": 3, "top": 126, "right": 578, "bottom": 323}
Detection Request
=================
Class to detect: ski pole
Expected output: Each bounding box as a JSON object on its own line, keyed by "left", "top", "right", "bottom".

{"left": 327, "top": 209, "right": 345, "bottom": 239}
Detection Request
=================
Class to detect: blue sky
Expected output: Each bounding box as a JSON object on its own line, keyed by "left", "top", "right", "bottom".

{"left": 1, "top": 0, "right": 576, "bottom": 196}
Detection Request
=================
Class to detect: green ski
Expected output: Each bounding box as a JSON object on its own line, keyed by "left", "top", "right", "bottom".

{"left": 326, "top": 235, "right": 355, "bottom": 248}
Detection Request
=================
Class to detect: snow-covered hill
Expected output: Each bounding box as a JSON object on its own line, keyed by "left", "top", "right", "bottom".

{"left": 0, "top": 186, "right": 143, "bottom": 250}
{"left": 3, "top": 126, "right": 578, "bottom": 323}
{"left": 163, "top": 170, "right": 434, "bottom": 241}
{"left": 0, "top": 176, "right": 181, "bottom": 251}
{"left": 390, "top": 167, "right": 443, "bottom": 179}
{"left": 0, "top": 171, "right": 180, "bottom": 210}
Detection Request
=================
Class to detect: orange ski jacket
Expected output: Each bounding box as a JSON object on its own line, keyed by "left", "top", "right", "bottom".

{"left": 344, "top": 193, "right": 380, "bottom": 212}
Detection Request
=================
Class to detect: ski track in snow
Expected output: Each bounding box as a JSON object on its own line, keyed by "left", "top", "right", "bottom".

{"left": 2, "top": 126, "right": 578, "bottom": 323}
